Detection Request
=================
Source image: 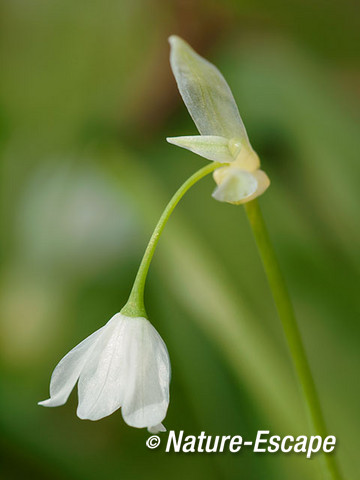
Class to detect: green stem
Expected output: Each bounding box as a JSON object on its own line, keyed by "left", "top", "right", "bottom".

{"left": 121, "top": 162, "right": 223, "bottom": 318}
{"left": 244, "top": 199, "right": 342, "bottom": 480}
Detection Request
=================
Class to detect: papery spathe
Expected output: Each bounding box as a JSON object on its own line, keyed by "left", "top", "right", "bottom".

{"left": 39, "top": 313, "right": 170, "bottom": 433}
{"left": 167, "top": 35, "right": 270, "bottom": 205}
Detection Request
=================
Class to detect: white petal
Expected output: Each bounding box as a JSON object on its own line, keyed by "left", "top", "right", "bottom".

{"left": 212, "top": 167, "right": 258, "bottom": 204}
{"left": 121, "top": 318, "right": 170, "bottom": 429}
{"left": 167, "top": 135, "right": 233, "bottom": 163}
{"left": 148, "top": 423, "right": 166, "bottom": 433}
{"left": 76, "top": 313, "right": 128, "bottom": 421}
{"left": 169, "top": 35, "right": 249, "bottom": 141}
{"left": 38, "top": 324, "right": 107, "bottom": 407}
{"left": 243, "top": 169, "right": 270, "bottom": 203}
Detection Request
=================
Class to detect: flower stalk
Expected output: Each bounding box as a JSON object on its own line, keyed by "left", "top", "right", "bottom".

{"left": 121, "top": 161, "right": 224, "bottom": 318}
{"left": 244, "top": 199, "right": 343, "bottom": 480}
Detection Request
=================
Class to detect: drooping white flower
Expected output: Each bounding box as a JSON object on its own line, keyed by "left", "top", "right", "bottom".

{"left": 167, "top": 35, "right": 270, "bottom": 205}
{"left": 39, "top": 313, "right": 170, "bottom": 433}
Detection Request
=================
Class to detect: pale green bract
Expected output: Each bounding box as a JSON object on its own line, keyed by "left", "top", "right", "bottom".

{"left": 167, "top": 35, "right": 270, "bottom": 205}
{"left": 167, "top": 135, "right": 233, "bottom": 163}
{"left": 169, "top": 36, "right": 248, "bottom": 141}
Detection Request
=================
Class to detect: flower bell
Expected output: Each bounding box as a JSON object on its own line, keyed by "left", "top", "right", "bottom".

{"left": 167, "top": 35, "right": 270, "bottom": 205}
{"left": 39, "top": 313, "right": 170, "bottom": 433}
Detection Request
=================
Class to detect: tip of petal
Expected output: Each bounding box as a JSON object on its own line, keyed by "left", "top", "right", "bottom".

{"left": 148, "top": 423, "right": 167, "bottom": 434}
{"left": 76, "top": 410, "right": 98, "bottom": 421}
{"left": 38, "top": 398, "right": 56, "bottom": 407}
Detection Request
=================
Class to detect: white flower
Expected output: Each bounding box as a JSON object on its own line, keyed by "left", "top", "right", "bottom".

{"left": 38, "top": 313, "right": 170, "bottom": 433}
{"left": 167, "top": 35, "right": 270, "bottom": 205}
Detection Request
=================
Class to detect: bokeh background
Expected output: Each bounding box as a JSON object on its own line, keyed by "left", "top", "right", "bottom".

{"left": 1, "top": 1, "right": 359, "bottom": 479}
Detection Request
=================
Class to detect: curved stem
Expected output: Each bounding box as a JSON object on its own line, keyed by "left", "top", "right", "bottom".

{"left": 121, "top": 161, "right": 223, "bottom": 318}
{"left": 244, "top": 199, "right": 342, "bottom": 480}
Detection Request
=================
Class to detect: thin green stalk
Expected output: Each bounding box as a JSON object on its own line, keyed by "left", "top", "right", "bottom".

{"left": 121, "top": 162, "right": 223, "bottom": 318}
{"left": 244, "top": 199, "right": 342, "bottom": 480}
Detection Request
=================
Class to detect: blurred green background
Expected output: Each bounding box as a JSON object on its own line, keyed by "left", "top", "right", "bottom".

{"left": 1, "top": 0, "right": 359, "bottom": 479}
